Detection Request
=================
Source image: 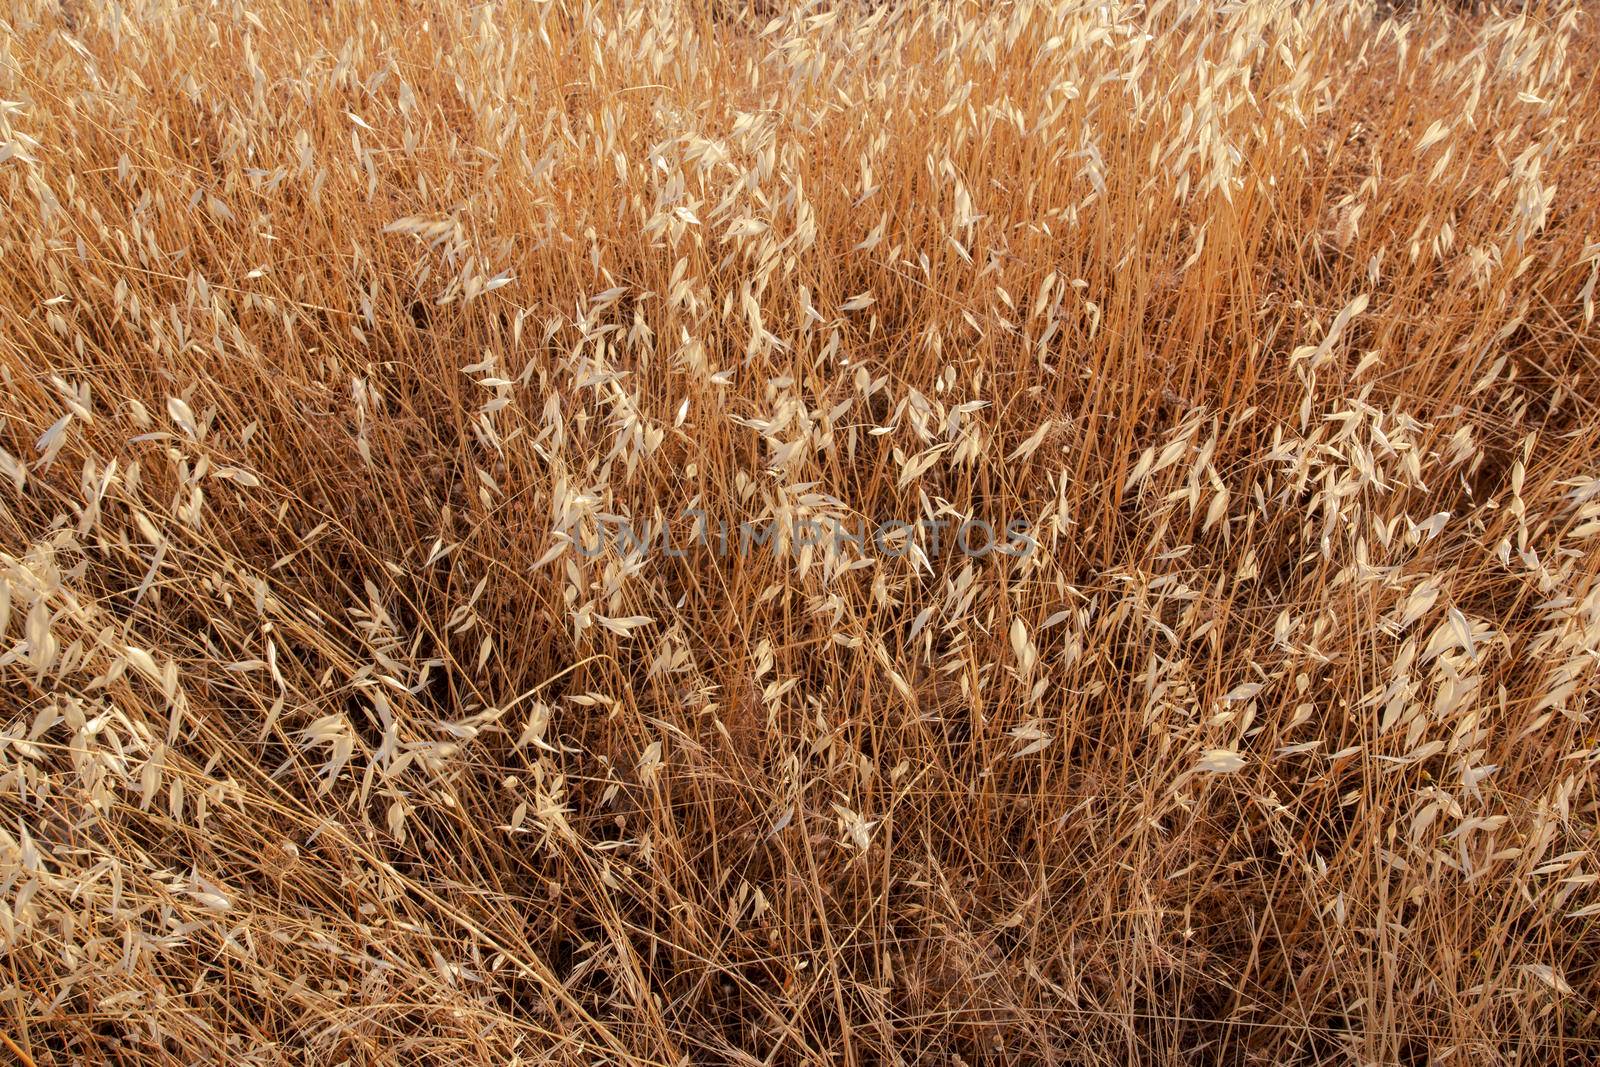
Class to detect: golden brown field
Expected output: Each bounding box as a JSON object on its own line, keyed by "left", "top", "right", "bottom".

{"left": 1, "top": 0, "right": 1599, "bottom": 1062}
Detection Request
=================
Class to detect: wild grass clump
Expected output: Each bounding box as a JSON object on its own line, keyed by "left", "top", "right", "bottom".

{"left": 1, "top": 0, "right": 1598, "bottom": 1062}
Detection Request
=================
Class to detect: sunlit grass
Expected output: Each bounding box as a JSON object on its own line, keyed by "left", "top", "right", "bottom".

{"left": 1, "top": 0, "right": 1598, "bottom": 1062}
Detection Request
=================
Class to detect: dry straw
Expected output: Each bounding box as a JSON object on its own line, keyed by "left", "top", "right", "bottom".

{"left": 1, "top": 0, "right": 1598, "bottom": 1063}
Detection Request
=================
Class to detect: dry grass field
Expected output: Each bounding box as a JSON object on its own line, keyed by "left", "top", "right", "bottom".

{"left": 1, "top": 0, "right": 1599, "bottom": 1062}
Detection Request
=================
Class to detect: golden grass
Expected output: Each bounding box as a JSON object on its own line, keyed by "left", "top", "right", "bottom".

{"left": 1, "top": 0, "right": 1599, "bottom": 1062}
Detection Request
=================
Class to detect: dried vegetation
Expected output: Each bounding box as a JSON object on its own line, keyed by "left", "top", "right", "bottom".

{"left": 1, "top": 0, "right": 1599, "bottom": 1063}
